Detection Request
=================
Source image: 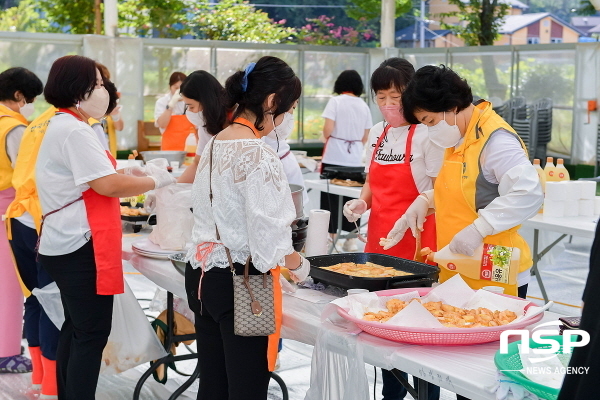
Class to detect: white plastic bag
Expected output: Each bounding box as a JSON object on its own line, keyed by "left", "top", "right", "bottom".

{"left": 32, "top": 282, "right": 64, "bottom": 329}
{"left": 148, "top": 183, "right": 193, "bottom": 250}
{"left": 304, "top": 320, "right": 370, "bottom": 400}
{"left": 100, "top": 281, "right": 168, "bottom": 374}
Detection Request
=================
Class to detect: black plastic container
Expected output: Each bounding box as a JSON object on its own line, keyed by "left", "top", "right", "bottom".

{"left": 320, "top": 166, "right": 366, "bottom": 184}
{"left": 308, "top": 253, "right": 439, "bottom": 291}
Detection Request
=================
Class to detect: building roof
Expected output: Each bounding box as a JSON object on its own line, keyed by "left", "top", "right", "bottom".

{"left": 588, "top": 24, "right": 600, "bottom": 33}
{"left": 459, "top": 0, "right": 528, "bottom": 9}
{"left": 571, "top": 16, "right": 600, "bottom": 27}
{"left": 395, "top": 26, "right": 452, "bottom": 42}
{"left": 499, "top": 12, "right": 585, "bottom": 36}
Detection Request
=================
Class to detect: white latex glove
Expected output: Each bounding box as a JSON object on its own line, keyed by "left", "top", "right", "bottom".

{"left": 145, "top": 160, "right": 176, "bottom": 189}
{"left": 486, "top": 372, "right": 538, "bottom": 400}
{"left": 448, "top": 224, "right": 484, "bottom": 256}
{"left": 167, "top": 89, "right": 182, "bottom": 109}
{"left": 144, "top": 193, "right": 156, "bottom": 213}
{"left": 124, "top": 165, "right": 147, "bottom": 177}
{"left": 382, "top": 215, "right": 409, "bottom": 250}
{"left": 111, "top": 105, "right": 122, "bottom": 121}
{"left": 343, "top": 199, "right": 368, "bottom": 223}
{"left": 288, "top": 255, "right": 310, "bottom": 283}
{"left": 405, "top": 195, "right": 430, "bottom": 237}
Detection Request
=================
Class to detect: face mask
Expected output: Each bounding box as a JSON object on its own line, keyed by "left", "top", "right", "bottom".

{"left": 379, "top": 105, "right": 407, "bottom": 128}
{"left": 77, "top": 87, "right": 109, "bottom": 120}
{"left": 268, "top": 112, "right": 294, "bottom": 141}
{"left": 19, "top": 102, "right": 35, "bottom": 118}
{"left": 427, "top": 112, "right": 462, "bottom": 148}
{"left": 186, "top": 110, "right": 204, "bottom": 127}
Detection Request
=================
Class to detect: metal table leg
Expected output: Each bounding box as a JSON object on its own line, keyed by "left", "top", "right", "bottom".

{"left": 329, "top": 195, "right": 345, "bottom": 253}
{"left": 390, "top": 369, "right": 418, "bottom": 399}
{"left": 531, "top": 228, "right": 568, "bottom": 303}
{"left": 134, "top": 291, "right": 200, "bottom": 400}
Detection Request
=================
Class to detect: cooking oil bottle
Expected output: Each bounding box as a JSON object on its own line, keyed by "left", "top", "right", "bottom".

{"left": 555, "top": 158, "right": 570, "bottom": 181}
{"left": 544, "top": 157, "right": 558, "bottom": 182}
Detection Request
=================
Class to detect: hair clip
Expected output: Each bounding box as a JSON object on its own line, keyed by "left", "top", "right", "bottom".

{"left": 241, "top": 62, "right": 256, "bottom": 93}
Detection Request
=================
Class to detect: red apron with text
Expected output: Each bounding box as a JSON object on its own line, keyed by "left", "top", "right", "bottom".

{"left": 55, "top": 109, "right": 124, "bottom": 295}
{"left": 161, "top": 115, "right": 195, "bottom": 151}
{"left": 365, "top": 124, "right": 436, "bottom": 258}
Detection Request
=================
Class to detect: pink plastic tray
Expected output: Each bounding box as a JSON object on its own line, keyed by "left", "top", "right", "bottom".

{"left": 337, "top": 287, "right": 544, "bottom": 345}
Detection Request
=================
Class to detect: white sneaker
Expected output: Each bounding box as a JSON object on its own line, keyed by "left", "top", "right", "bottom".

{"left": 342, "top": 238, "right": 358, "bottom": 252}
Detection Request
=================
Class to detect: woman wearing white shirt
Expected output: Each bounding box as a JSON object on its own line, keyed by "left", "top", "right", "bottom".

{"left": 36, "top": 55, "right": 175, "bottom": 400}
{"left": 154, "top": 71, "right": 195, "bottom": 150}
{"left": 342, "top": 57, "right": 444, "bottom": 400}
{"left": 176, "top": 70, "right": 228, "bottom": 184}
{"left": 184, "top": 56, "right": 309, "bottom": 400}
{"left": 320, "top": 70, "right": 373, "bottom": 248}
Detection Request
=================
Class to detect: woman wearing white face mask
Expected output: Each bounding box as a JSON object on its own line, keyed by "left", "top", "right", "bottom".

{"left": 343, "top": 58, "right": 444, "bottom": 400}
{"left": 177, "top": 70, "right": 229, "bottom": 184}
{"left": 0, "top": 67, "right": 43, "bottom": 376}
{"left": 262, "top": 108, "right": 308, "bottom": 204}
{"left": 36, "top": 55, "right": 176, "bottom": 400}
{"left": 185, "top": 57, "right": 309, "bottom": 400}
{"left": 390, "top": 64, "right": 543, "bottom": 299}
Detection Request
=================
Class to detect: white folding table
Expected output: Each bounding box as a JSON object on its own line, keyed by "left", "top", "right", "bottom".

{"left": 521, "top": 214, "right": 597, "bottom": 303}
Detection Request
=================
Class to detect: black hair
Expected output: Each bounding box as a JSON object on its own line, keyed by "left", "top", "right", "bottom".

{"left": 169, "top": 72, "right": 186, "bottom": 87}
{"left": 0, "top": 67, "right": 43, "bottom": 103}
{"left": 44, "top": 55, "right": 99, "bottom": 108}
{"left": 225, "top": 56, "right": 301, "bottom": 132}
{"left": 333, "top": 70, "right": 363, "bottom": 96}
{"left": 180, "top": 70, "right": 227, "bottom": 136}
{"left": 103, "top": 78, "right": 118, "bottom": 116}
{"left": 402, "top": 64, "right": 473, "bottom": 125}
{"left": 370, "top": 57, "right": 415, "bottom": 94}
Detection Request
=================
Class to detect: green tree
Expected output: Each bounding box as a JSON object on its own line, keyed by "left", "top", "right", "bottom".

{"left": 439, "top": 0, "right": 510, "bottom": 46}
{"left": 345, "top": 0, "right": 411, "bottom": 21}
{"left": 577, "top": 0, "right": 599, "bottom": 15}
{"left": 191, "top": 0, "right": 295, "bottom": 43}
{"left": 39, "top": 0, "right": 96, "bottom": 34}
{"left": 0, "top": 0, "right": 49, "bottom": 32}
{"left": 118, "top": 0, "right": 191, "bottom": 38}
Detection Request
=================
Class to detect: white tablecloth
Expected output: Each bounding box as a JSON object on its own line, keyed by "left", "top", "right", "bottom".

{"left": 125, "top": 242, "right": 560, "bottom": 400}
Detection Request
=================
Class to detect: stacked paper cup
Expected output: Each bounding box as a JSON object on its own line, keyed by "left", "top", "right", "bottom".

{"left": 543, "top": 181, "right": 596, "bottom": 218}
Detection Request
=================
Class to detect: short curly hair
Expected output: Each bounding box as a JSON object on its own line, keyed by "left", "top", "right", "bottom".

{"left": 0, "top": 67, "right": 43, "bottom": 103}
{"left": 402, "top": 65, "right": 473, "bottom": 125}
{"left": 333, "top": 70, "right": 364, "bottom": 96}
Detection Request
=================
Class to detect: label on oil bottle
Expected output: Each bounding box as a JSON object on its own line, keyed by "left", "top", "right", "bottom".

{"left": 480, "top": 244, "right": 512, "bottom": 284}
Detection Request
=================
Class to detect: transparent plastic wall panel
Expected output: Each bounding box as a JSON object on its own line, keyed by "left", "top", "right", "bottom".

{"left": 0, "top": 37, "right": 81, "bottom": 118}
{"left": 450, "top": 51, "right": 513, "bottom": 104}
{"left": 142, "top": 45, "right": 211, "bottom": 120}
{"left": 516, "top": 49, "right": 576, "bottom": 157}
{"left": 302, "top": 51, "right": 368, "bottom": 141}
{"left": 401, "top": 52, "right": 448, "bottom": 70}
{"left": 215, "top": 48, "right": 299, "bottom": 84}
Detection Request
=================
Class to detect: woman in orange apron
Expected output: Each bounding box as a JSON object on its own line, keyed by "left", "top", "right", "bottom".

{"left": 36, "top": 55, "right": 176, "bottom": 400}
{"left": 343, "top": 58, "right": 444, "bottom": 400}
{"left": 184, "top": 57, "right": 308, "bottom": 400}
{"left": 0, "top": 67, "right": 43, "bottom": 377}
{"left": 395, "top": 65, "right": 543, "bottom": 304}
{"left": 154, "top": 71, "right": 196, "bottom": 150}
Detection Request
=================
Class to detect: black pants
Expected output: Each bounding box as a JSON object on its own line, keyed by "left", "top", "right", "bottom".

{"left": 40, "top": 241, "right": 113, "bottom": 400}
{"left": 186, "top": 262, "right": 271, "bottom": 400}
{"left": 320, "top": 162, "right": 360, "bottom": 234}
{"left": 384, "top": 284, "right": 529, "bottom": 400}
{"left": 9, "top": 219, "right": 60, "bottom": 359}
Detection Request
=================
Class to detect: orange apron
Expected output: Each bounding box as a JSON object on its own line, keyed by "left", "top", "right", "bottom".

{"left": 365, "top": 124, "right": 436, "bottom": 258}
{"left": 161, "top": 115, "right": 195, "bottom": 151}
{"left": 41, "top": 110, "right": 124, "bottom": 295}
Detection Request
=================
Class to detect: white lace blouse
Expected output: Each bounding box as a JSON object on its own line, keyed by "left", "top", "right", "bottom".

{"left": 186, "top": 138, "right": 296, "bottom": 273}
